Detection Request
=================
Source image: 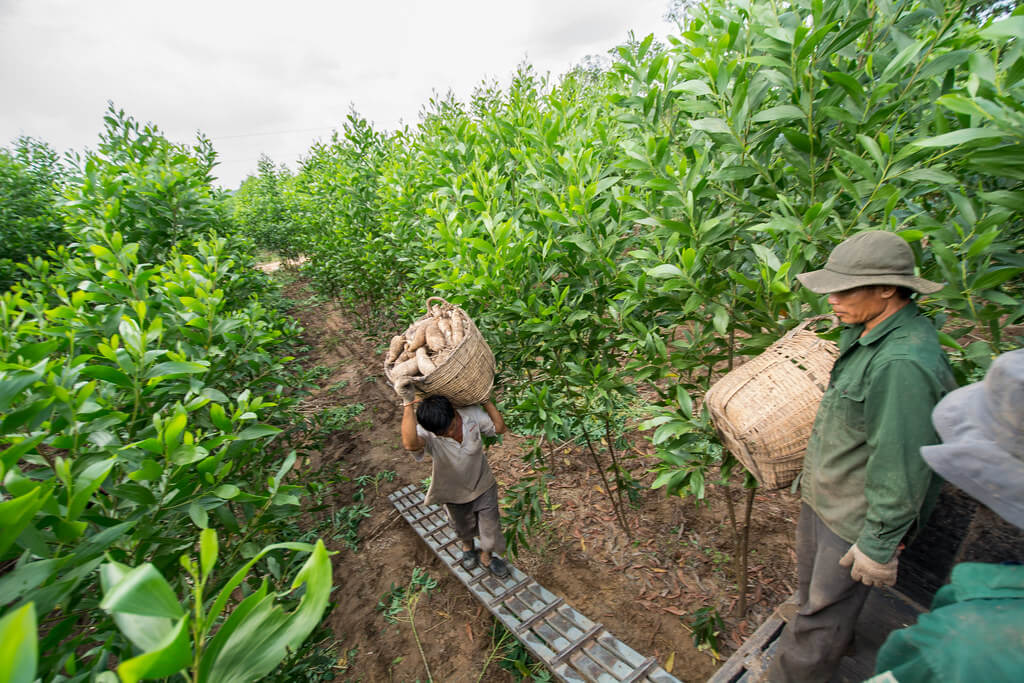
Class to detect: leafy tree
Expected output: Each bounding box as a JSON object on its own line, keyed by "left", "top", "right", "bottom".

{"left": 63, "top": 104, "right": 231, "bottom": 260}
{"left": 232, "top": 155, "right": 302, "bottom": 260}
{"left": 0, "top": 136, "right": 67, "bottom": 289}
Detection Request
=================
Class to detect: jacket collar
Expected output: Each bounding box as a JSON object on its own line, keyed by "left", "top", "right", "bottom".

{"left": 840, "top": 300, "right": 920, "bottom": 352}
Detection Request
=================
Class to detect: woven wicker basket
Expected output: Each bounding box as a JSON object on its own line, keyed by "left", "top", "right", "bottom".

{"left": 705, "top": 316, "right": 839, "bottom": 489}
{"left": 384, "top": 297, "right": 496, "bottom": 407}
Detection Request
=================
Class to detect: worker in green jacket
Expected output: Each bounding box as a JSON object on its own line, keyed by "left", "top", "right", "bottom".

{"left": 867, "top": 348, "right": 1024, "bottom": 683}
{"left": 765, "top": 231, "right": 957, "bottom": 683}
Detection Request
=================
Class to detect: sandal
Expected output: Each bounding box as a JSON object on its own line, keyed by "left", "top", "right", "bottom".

{"left": 460, "top": 549, "right": 478, "bottom": 571}
{"left": 485, "top": 556, "right": 510, "bottom": 578}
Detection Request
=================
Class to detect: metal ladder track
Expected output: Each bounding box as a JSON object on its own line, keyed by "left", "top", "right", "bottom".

{"left": 389, "top": 484, "right": 683, "bottom": 683}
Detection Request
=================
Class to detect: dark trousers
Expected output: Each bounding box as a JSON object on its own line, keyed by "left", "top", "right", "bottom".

{"left": 765, "top": 504, "right": 870, "bottom": 683}
{"left": 444, "top": 484, "right": 506, "bottom": 555}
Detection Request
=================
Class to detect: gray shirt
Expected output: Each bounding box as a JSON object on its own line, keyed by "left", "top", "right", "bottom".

{"left": 416, "top": 405, "right": 497, "bottom": 505}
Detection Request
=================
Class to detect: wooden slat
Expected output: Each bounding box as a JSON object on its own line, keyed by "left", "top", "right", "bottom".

{"left": 514, "top": 598, "right": 565, "bottom": 633}
{"left": 621, "top": 657, "right": 657, "bottom": 683}
{"left": 551, "top": 623, "right": 606, "bottom": 666}
{"left": 488, "top": 576, "right": 532, "bottom": 607}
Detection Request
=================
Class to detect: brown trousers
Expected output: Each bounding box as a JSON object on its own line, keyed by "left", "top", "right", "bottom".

{"left": 444, "top": 484, "right": 506, "bottom": 555}
{"left": 765, "top": 503, "right": 871, "bottom": 683}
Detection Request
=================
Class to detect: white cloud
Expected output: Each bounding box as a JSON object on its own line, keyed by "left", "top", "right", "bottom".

{"left": 0, "top": 0, "right": 673, "bottom": 188}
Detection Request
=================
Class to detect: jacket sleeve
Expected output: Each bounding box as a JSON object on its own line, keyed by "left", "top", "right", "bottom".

{"left": 858, "top": 358, "right": 944, "bottom": 563}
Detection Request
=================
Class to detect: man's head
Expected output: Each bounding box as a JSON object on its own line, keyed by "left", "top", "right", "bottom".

{"left": 796, "top": 230, "right": 943, "bottom": 296}
{"left": 826, "top": 284, "right": 912, "bottom": 327}
{"left": 416, "top": 395, "right": 458, "bottom": 436}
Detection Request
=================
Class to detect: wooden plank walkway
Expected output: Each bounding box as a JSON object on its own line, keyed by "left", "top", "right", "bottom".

{"left": 389, "top": 484, "right": 683, "bottom": 683}
{"left": 709, "top": 588, "right": 923, "bottom": 682}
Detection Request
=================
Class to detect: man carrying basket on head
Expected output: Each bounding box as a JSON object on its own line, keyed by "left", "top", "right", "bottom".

{"left": 395, "top": 379, "right": 511, "bottom": 578}
{"left": 766, "top": 231, "right": 958, "bottom": 683}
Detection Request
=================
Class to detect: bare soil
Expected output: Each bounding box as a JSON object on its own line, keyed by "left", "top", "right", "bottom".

{"left": 280, "top": 274, "right": 801, "bottom": 683}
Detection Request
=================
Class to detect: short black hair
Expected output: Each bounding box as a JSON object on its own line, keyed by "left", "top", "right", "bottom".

{"left": 416, "top": 395, "right": 454, "bottom": 435}
{"left": 895, "top": 286, "right": 915, "bottom": 300}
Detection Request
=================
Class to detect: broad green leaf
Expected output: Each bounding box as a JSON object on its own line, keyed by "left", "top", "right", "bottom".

{"left": 918, "top": 50, "right": 971, "bottom": 81}
{"left": 751, "top": 105, "right": 804, "bottom": 123}
{"left": 823, "top": 71, "right": 864, "bottom": 103}
{"left": 145, "top": 361, "right": 209, "bottom": 379}
{"left": 128, "top": 458, "right": 163, "bottom": 482}
{"left": 671, "top": 79, "right": 713, "bottom": 96}
{"left": 979, "top": 190, "right": 1024, "bottom": 211}
{"left": 713, "top": 166, "right": 758, "bottom": 181}
{"left": 210, "top": 403, "right": 232, "bottom": 431}
{"left": 637, "top": 415, "right": 674, "bottom": 431}
{"left": 117, "top": 616, "right": 191, "bottom": 683}
{"left": 100, "top": 563, "right": 185, "bottom": 619}
{"left": 169, "top": 444, "right": 209, "bottom": 465}
{"left": 972, "top": 267, "right": 1022, "bottom": 291}
{"left": 880, "top": 41, "right": 922, "bottom": 82}
{"left": 937, "top": 332, "right": 964, "bottom": 352}
{"left": 0, "top": 362, "right": 46, "bottom": 411}
{"left": 162, "top": 412, "right": 187, "bottom": 448}
{"left": 188, "top": 501, "right": 209, "bottom": 529}
{"left": 0, "top": 560, "right": 59, "bottom": 606}
{"left": 79, "top": 365, "right": 133, "bottom": 387}
{"left": 200, "top": 528, "right": 218, "bottom": 579}
{"left": 979, "top": 17, "right": 1024, "bottom": 41}
{"left": 711, "top": 305, "right": 730, "bottom": 335}
{"left": 856, "top": 135, "right": 885, "bottom": 170}
{"left": 690, "top": 118, "right": 732, "bottom": 134}
{"left": 901, "top": 168, "right": 958, "bottom": 184}
{"left": 752, "top": 244, "right": 782, "bottom": 270}
{"left": 68, "top": 458, "right": 115, "bottom": 521}
{"left": 100, "top": 562, "right": 177, "bottom": 653}
{"left": 213, "top": 484, "right": 240, "bottom": 499}
{"left": 646, "top": 264, "right": 685, "bottom": 279}
{"left": 796, "top": 21, "right": 837, "bottom": 63}
{"left": 8, "top": 340, "right": 60, "bottom": 364}
{"left": 1, "top": 433, "right": 47, "bottom": 477}
{"left": 204, "top": 541, "right": 319, "bottom": 631}
{"left": 200, "top": 541, "right": 332, "bottom": 683}
{"left": 675, "top": 386, "right": 693, "bottom": 418}
{"left": 911, "top": 128, "right": 1005, "bottom": 148}
{"left": 0, "top": 487, "right": 51, "bottom": 557}
{"left": 0, "top": 602, "right": 37, "bottom": 683}
{"left": 236, "top": 424, "right": 282, "bottom": 441}
{"left": 936, "top": 94, "right": 993, "bottom": 119}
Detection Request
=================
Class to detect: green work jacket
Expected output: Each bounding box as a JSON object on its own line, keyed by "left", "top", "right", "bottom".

{"left": 871, "top": 562, "right": 1024, "bottom": 682}
{"left": 801, "top": 301, "right": 957, "bottom": 563}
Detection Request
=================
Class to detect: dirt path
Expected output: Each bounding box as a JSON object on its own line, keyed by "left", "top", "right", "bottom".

{"left": 282, "top": 277, "right": 800, "bottom": 682}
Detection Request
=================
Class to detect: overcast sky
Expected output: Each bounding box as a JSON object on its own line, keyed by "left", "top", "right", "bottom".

{"left": 1, "top": 1, "right": 675, "bottom": 189}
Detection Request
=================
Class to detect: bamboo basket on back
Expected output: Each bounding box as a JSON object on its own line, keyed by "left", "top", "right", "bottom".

{"left": 705, "top": 316, "right": 839, "bottom": 489}
{"left": 384, "top": 297, "right": 495, "bottom": 406}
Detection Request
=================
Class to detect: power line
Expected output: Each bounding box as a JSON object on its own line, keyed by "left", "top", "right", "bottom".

{"left": 209, "top": 126, "right": 338, "bottom": 141}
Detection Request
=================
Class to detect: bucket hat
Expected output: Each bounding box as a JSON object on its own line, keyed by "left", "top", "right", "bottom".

{"left": 796, "top": 230, "right": 944, "bottom": 294}
{"left": 920, "top": 349, "right": 1024, "bottom": 529}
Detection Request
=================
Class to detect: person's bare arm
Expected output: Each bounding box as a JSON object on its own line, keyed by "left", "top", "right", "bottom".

{"left": 483, "top": 400, "right": 506, "bottom": 435}
{"left": 401, "top": 403, "right": 425, "bottom": 451}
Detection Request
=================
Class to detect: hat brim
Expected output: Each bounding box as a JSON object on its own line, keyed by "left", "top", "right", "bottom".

{"left": 922, "top": 382, "right": 1024, "bottom": 529}
{"left": 796, "top": 268, "right": 944, "bottom": 295}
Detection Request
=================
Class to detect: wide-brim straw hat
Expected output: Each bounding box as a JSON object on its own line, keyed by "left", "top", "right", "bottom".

{"left": 920, "top": 349, "right": 1024, "bottom": 529}
{"left": 796, "top": 230, "right": 944, "bottom": 294}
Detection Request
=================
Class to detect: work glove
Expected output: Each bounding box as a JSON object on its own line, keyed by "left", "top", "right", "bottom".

{"left": 394, "top": 377, "right": 417, "bottom": 405}
{"left": 839, "top": 543, "right": 898, "bottom": 587}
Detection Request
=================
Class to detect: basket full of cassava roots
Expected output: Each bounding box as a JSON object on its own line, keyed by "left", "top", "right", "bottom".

{"left": 383, "top": 296, "right": 495, "bottom": 406}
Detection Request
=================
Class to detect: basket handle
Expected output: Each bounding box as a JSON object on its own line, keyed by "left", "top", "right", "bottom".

{"left": 787, "top": 314, "right": 839, "bottom": 337}
{"left": 425, "top": 296, "right": 451, "bottom": 312}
